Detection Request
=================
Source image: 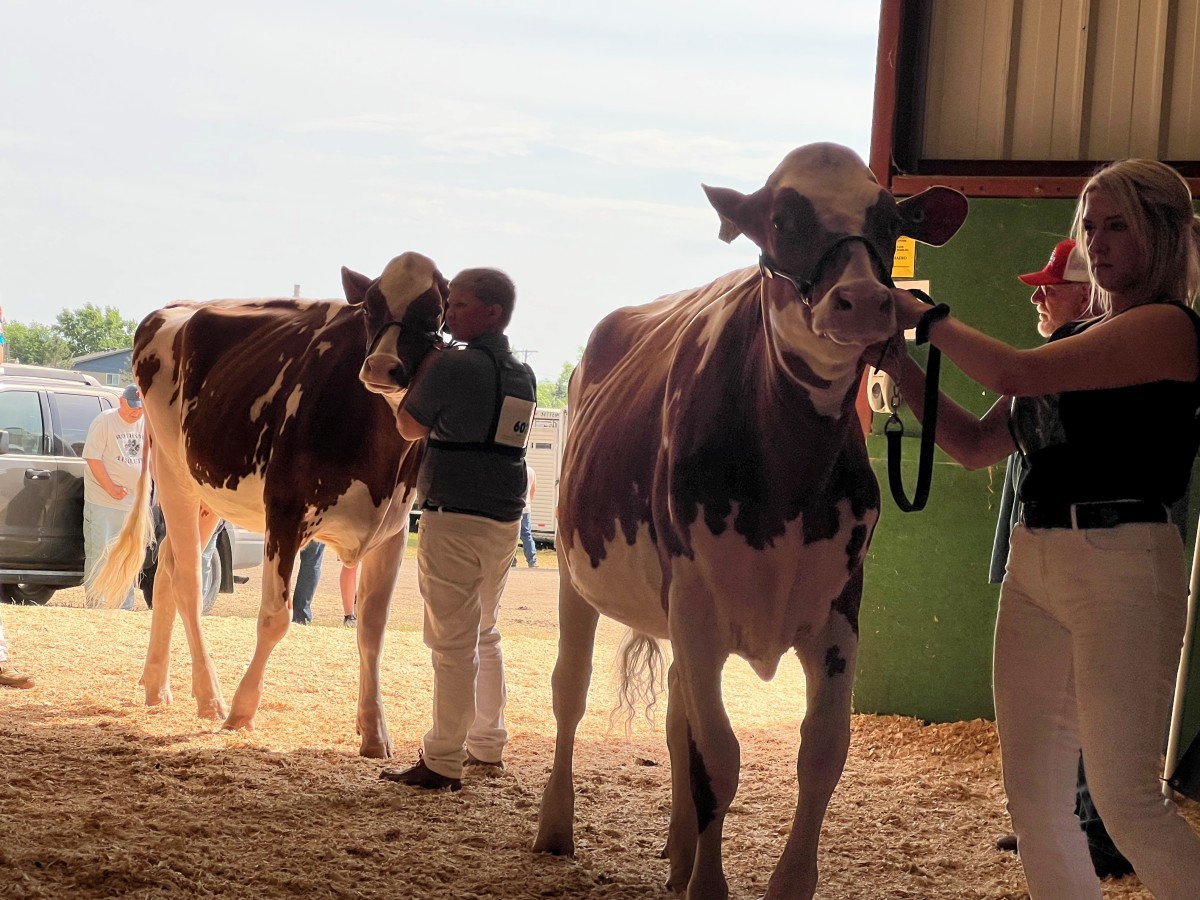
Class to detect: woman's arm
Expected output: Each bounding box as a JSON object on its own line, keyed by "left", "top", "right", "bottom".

{"left": 895, "top": 292, "right": 1198, "bottom": 396}
{"left": 894, "top": 354, "right": 1016, "bottom": 470}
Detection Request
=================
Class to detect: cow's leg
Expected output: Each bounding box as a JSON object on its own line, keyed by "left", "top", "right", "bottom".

{"left": 667, "top": 602, "right": 735, "bottom": 900}
{"left": 533, "top": 566, "right": 600, "bottom": 855}
{"left": 224, "top": 541, "right": 294, "bottom": 731}
{"left": 141, "top": 532, "right": 177, "bottom": 707}
{"left": 766, "top": 573, "right": 861, "bottom": 900}
{"left": 156, "top": 492, "right": 226, "bottom": 719}
{"left": 663, "top": 661, "right": 697, "bottom": 893}
{"left": 354, "top": 530, "right": 405, "bottom": 758}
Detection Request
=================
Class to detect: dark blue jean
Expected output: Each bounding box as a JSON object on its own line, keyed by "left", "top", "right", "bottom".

{"left": 519, "top": 512, "right": 536, "bottom": 565}
{"left": 291, "top": 540, "right": 325, "bottom": 624}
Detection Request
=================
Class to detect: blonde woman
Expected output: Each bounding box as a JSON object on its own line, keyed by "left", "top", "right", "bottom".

{"left": 885, "top": 158, "right": 1200, "bottom": 899}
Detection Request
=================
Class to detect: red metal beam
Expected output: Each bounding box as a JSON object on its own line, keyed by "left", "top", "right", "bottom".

{"left": 870, "top": 0, "right": 904, "bottom": 189}
{"left": 891, "top": 174, "right": 1200, "bottom": 199}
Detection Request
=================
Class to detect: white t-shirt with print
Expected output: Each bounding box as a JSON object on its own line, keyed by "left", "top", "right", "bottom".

{"left": 82, "top": 408, "right": 145, "bottom": 510}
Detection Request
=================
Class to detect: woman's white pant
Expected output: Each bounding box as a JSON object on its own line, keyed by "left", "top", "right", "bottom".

{"left": 996, "top": 522, "right": 1200, "bottom": 899}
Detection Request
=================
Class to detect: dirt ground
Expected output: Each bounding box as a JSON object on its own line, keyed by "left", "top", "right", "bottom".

{"left": 1, "top": 552, "right": 1195, "bottom": 899}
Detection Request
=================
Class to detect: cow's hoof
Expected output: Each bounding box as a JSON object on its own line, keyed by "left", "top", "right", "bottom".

{"left": 221, "top": 713, "right": 255, "bottom": 732}
{"left": 532, "top": 832, "right": 574, "bottom": 856}
{"left": 359, "top": 738, "right": 392, "bottom": 759}
{"left": 144, "top": 687, "right": 173, "bottom": 707}
{"left": 195, "top": 696, "right": 228, "bottom": 720}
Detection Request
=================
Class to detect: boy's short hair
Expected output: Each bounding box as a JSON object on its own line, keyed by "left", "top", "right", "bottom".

{"left": 451, "top": 268, "right": 516, "bottom": 328}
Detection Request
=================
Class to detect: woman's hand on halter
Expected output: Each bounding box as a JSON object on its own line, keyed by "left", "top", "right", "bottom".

{"left": 891, "top": 287, "right": 933, "bottom": 331}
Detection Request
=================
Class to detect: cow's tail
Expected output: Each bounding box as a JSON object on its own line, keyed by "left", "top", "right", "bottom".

{"left": 609, "top": 630, "right": 666, "bottom": 735}
{"left": 88, "top": 442, "right": 155, "bottom": 609}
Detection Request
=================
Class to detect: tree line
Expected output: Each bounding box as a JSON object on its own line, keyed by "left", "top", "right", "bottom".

{"left": 4, "top": 303, "right": 578, "bottom": 408}
{"left": 536, "top": 359, "right": 572, "bottom": 409}
{"left": 534, "top": 344, "right": 587, "bottom": 409}
{"left": 4, "top": 304, "right": 137, "bottom": 368}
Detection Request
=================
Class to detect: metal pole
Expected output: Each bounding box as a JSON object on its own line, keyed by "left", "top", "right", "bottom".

{"left": 1164, "top": 515, "right": 1200, "bottom": 799}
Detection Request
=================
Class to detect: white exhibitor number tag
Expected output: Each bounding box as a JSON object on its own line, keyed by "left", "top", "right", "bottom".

{"left": 493, "top": 396, "right": 536, "bottom": 449}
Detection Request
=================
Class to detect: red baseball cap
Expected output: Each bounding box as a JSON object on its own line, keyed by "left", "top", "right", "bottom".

{"left": 1018, "top": 238, "right": 1089, "bottom": 286}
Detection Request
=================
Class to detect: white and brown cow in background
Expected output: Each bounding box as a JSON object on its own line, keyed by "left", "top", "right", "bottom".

{"left": 533, "top": 144, "right": 967, "bottom": 899}
{"left": 93, "top": 251, "right": 446, "bottom": 758}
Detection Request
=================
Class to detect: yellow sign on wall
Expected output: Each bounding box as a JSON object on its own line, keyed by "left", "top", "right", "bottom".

{"left": 891, "top": 237, "right": 916, "bottom": 278}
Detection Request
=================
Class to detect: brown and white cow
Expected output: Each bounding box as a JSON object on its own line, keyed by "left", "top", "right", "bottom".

{"left": 532, "top": 144, "right": 967, "bottom": 899}
{"left": 92, "top": 251, "right": 447, "bottom": 758}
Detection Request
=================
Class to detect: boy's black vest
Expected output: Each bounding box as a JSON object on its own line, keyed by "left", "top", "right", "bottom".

{"left": 428, "top": 345, "right": 537, "bottom": 457}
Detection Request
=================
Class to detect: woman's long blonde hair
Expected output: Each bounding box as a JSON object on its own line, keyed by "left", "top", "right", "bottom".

{"left": 1071, "top": 158, "right": 1200, "bottom": 313}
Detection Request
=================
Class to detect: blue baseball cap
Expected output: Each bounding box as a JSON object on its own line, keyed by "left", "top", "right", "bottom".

{"left": 121, "top": 384, "right": 143, "bottom": 407}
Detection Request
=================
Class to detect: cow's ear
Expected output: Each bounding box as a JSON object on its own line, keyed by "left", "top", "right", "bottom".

{"left": 897, "top": 187, "right": 969, "bottom": 247}
{"left": 342, "top": 267, "right": 372, "bottom": 306}
{"left": 703, "top": 184, "right": 748, "bottom": 244}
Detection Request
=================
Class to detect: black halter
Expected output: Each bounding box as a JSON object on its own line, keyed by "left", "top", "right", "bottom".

{"left": 758, "top": 235, "right": 895, "bottom": 306}
{"left": 365, "top": 320, "right": 443, "bottom": 358}
{"left": 757, "top": 237, "right": 942, "bottom": 513}
{"left": 363, "top": 279, "right": 447, "bottom": 358}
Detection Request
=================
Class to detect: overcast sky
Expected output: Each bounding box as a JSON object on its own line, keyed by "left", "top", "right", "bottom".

{"left": 1, "top": 1, "right": 882, "bottom": 378}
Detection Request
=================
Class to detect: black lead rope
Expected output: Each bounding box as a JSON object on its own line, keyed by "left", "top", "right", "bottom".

{"left": 884, "top": 288, "right": 947, "bottom": 512}
{"left": 759, "top": 245, "right": 944, "bottom": 511}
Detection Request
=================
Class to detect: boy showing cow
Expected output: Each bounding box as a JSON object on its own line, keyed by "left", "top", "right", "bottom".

{"left": 382, "top": 267, "right": 537, "bottom": 791}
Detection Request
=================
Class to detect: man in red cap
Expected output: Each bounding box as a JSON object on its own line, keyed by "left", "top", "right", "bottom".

{"left": 1017, "top": 237, "right": 1092, "bottom": 338}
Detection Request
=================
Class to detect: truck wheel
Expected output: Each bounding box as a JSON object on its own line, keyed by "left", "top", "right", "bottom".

{"left": 0, "top": 583, "right": 56, "bottom": 605}
{"left": 202, "top": 550, "right": 222, "bottom": 615}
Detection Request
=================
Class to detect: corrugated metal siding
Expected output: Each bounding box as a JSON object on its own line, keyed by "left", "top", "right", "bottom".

{"left": 1165, "top": 2, "right": 1200, "bottom": 156}
{"left": 924, "top": 0, "right": 1015, "bottom": 158}
{"left": 1010, "top": 0, "right": 1089, "bottom": 158}
{"left": 922, "top": 0, "right": 1200, "bottom": 161}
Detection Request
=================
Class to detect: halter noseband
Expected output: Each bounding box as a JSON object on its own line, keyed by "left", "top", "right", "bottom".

{"left": 759, "top": 235, "right": 894, "bottom": 306}
{"left": 366, "top": 321, "right": 442, "bottom": 355}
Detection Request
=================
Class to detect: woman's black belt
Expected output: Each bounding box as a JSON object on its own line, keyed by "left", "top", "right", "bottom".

{"left": 420, "top": 502, "right": 518, "bottom": 523}
{"left": 1020, "top": 499, "right": 1169, "bottom": 530}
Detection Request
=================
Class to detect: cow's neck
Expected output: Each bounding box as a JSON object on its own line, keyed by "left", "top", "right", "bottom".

{"left": 758, "top": 279, "right": 864, "bottom": 419}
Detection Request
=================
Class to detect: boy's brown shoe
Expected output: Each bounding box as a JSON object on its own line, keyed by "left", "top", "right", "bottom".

{"left": 0, "top": 664, "right": 35, "bottom": 689}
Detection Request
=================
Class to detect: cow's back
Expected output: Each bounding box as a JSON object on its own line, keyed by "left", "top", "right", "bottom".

{"left": 135, "top": 300, "right": 421, "bottom": 549}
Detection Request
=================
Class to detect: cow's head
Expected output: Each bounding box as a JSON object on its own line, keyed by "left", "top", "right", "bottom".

{"left": 346, "top": 251, "right": 448, "bottom": 397}
{"left": 703, "top": 143, "right": 966, "bottom": 372}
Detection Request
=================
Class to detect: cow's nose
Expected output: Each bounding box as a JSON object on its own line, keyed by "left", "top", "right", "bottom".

{"left": 361, "top": 353, "right": 406, "bottom": 388}
{"left": 832, "top": 281, "right": 894, "bottom": 318}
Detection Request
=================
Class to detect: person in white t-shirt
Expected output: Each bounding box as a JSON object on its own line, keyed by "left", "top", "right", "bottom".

{"left": 83, "top": 384, "right": 146, "bottom": 610}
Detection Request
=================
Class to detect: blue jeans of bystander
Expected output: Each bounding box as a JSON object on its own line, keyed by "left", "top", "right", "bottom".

{"left": 518, "top": 512, "right": 536, "bottom": 566}
{"left": 292, "top": 540, "right": 325, "bottom": 624}
{"left": 84, "top": 502, "right": 136, "bottom": 610}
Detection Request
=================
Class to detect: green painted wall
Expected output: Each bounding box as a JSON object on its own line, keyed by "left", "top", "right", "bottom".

{"left": 858, "top": 445, "right": 1002, "bottom": 721}
{"left": 854, "top": 199, "right": 1200, "bottom": 751}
